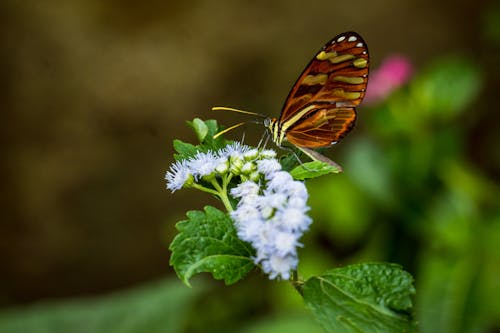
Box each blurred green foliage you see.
[0,279,203,333]
[306,56,499,333]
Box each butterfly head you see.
[263,117,283,146]
[263,117,273,129]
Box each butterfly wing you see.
[279,31,369,147]
[285,105,356,148]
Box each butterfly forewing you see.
[279,31,369,148]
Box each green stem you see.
[215,176,234,212]
[221,174,233,195]
[290,270,304,296]
[210,178,223,192]
[191,183,220,196]
[192,178,234,213]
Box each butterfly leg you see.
[297,146,343,172]
[257,130,270,150]
[275,145,316,171]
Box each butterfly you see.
[213,31,369,171]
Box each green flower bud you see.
[241,161,256,174]
[215,160,229,174]
[230,156,244,174]
[243,149,259,161]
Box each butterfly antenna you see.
[213,122,247,139]
[211,106,267,118]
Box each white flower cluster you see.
[165,142,311,280]
[230,165,311,280]
[165,142,275,192]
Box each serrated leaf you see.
[290,161,340,180]
[302,263,416,333]
[188,118,209,142]
[169,206,255,287]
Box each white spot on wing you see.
[337,36,346,42]
[356,42,363,47]
[348,36,357,42]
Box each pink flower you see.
[364,55,414,104]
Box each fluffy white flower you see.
[261,254,298,280]
[266,171,293,189]
[219,142,251,160]
[273,231,301,256]
[256,159,282,176]
[243,148,259,160]
[241,161,255,174]
[187,151,222,179]
[235,218,264,241]
[260,149,277,159]
[215,160,229,174]
[230,162,311,280]
[231,181,260,198]
[275,207,312,232]
[165,160,191,192]
[231,203,261,223]
[283,181,308,200]
[287,196,308,209]
[166,142,254,191]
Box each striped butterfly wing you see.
[279,31,369,148]
[285,105,356,147]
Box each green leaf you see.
[172,119,230,161]
[173,139,198,160]
[290,161,341,180]
[188,118,223,148]
[0,278,202,333]
[203,119,220,139]
[200,119,229,151]
[302,263,416,333]
[188,118,209,142]
[169,206,255,286]
[279,154,300,172]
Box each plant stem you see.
[210,178,223,192]
[216,176,234,212]
[290,270,304,296]
[191,183,220,196]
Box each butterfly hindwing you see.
[285,105,356,148]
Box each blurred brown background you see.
[0,0,497,307]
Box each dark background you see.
[1,1,499,332]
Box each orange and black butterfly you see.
[214,31,369,171]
